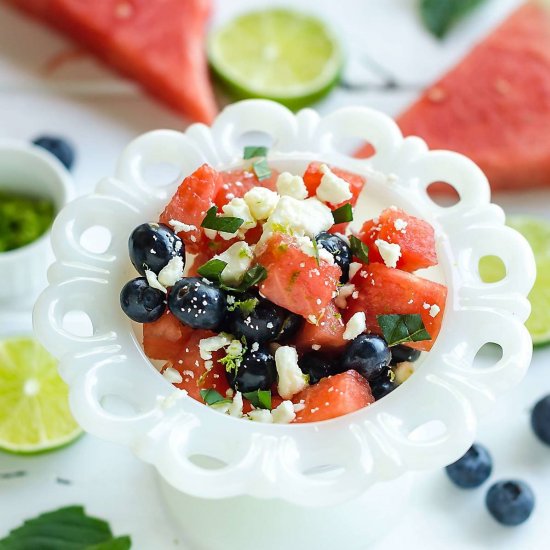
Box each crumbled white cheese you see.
[276,172,308,200]
[394,361,415,385]
[423,302,430,309]
[204,228,217,240]
[220,197,256,240]
[349,262,362,280]
[169,219,197,233]
[251,342,259,352]
[311,344,321,351]
[334,232,350,245]
[318,247,335,265]
[243,187,279,220]
[199,333,233,360]
[293,402,306,412]
[162,367,183,384]
[375,239,401,268]
[316,164,352,204]
[335,283,356,309]
[429,304,441,318]
[157,256,184,288]
[271,401,296,424]
[295,235,316,257]
[214,242,253,285]
[343,311,366,340]
[394,218,408,232]
[228,392,244,417]
[248,409,274,423]
[145,269,167,293]
[275,346,308,399]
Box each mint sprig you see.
[420,0,487,39]
[350,235,370,264]
[243,145,268,159]
[252,158,272,181]
[243,390,272,410]
[377,313,431,346]
[200,388,232,406]
[220,265,268,294]
[201,205,244,234]
[332,203,353,224]
[197,258,227,282]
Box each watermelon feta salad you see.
[120,147,447,423]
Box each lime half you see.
[479,215,550,346]
[208,9,343,109]
[0,337,82,454]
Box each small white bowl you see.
[0,139,73,305]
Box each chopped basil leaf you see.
[243,390,272,410]
[221,265,268,293]
[197,258,227,282]
[420,0,487,39]
[201,205,244,234]
[332,203,353,224]
[227,297,259,316]
[253,158,272,181]
[243,145,268,159]
[350,235,370,264]
[377,314,432,346]
[200,388,232,406]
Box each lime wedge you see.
[208,9,343,109]
[0,337,82,454]
[479,215,550,346]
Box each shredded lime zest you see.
[219,337,248,373]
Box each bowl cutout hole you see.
[235,130,274,152]
[188,454,228,471]
[478,255,507,283]
[408,420,447,443]
[426,181,460,207]
[79,225,112,255]
[100,394,140,417]
[62,310,93,337]
[332,135,376,159]
[142,161,182,188]
[473,343,503,369]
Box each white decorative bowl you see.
[33,101,535,514]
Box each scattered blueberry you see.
[531,394,550,445]
[370,371,397,400]
[486,480,535,526]
[315,231,352,282]
[32,135,75,170]
[390,344,421,366]
[120,277,166,323]
[341,334,391,381]
[168,277,226,330]
[445,443,493,489]
[226,346,277,393]
[275,312,304,343]
[225,295,285,343]
[129,223,184,276]
[300,352,342,384]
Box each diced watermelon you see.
[214,168,279,208]
[294,301,346,352]
[255,233,341,321]
[142,310,191,361]
[347,263,447,352]
[8,0,217,123]
[293,370,374,423]
[159,164,222,254]
[359,208,437,272]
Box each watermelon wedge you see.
[357,3,550,192]
[8,0,217,123]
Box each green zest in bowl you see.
[0,190,55,252]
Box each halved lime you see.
[0,337,82,454]
[208,9,343,109]
[479,215,550,346]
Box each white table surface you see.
[1,0,550,548]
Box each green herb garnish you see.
[350,235,370,264]
[420,0,487,39]
[243,390,272,410]
[221,265,268,294]
[0,506,131,549]
[218,337,247,373]
[252,158,272,181]
[227,297,259,316]
[201,205,244,234]
[332,203,353,224]
[200,388,232,406]
[377,314,431,346]
[197,258,227,282]
[243,145,268,159]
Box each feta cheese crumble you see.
[276,172,308,200]
[335,283,356,309]
[343,311,366,340]
[248,409,273,423]
[145,269,167,293]
[275,346,308,399]
[394,218,408,232]
[243,187,279,220]
[220,197,256,239]
[271,400,296,424]
[429,304,441,318]
[214,242,253,285]
[375,239,402,268]
[157,256,184,288]
[349,262,362,280]
[199,333,233,360]
[169,219,197,233]
[316,164,352,204]
[228,392,244,417]
[162,367,183,384]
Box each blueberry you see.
[341,334,391,381]
[390,344,421,366]
[225,295,285,343]
[32,135,75,170]
[445,443,492,489]
[300,352,341,384]
[486,480,535,526]
[168,277,226,330]
[315,231,352,282]
[531,394,550,445]
[370,372,397,400]
[120,277,166,323]
[226,346,277,393]
[129,223,184,276]
[275,312,304,343]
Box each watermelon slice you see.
[8,0,217,123]
[294,301,346,352]
[361,4,550,192]
[143,310,191,361]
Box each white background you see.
[1,0,550,548]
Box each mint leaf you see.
[201,205,243,234]
[221,265,268,294]
[197,258,227,282]
[0,506,131,549]
[350,235,370,264]
[243,146,268,159]
[200,388,231,406]
[243,390,272,410]
[420,0,487,39]
[332,203,353,224]
[252,158,272,181]
[377,314,431,346]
